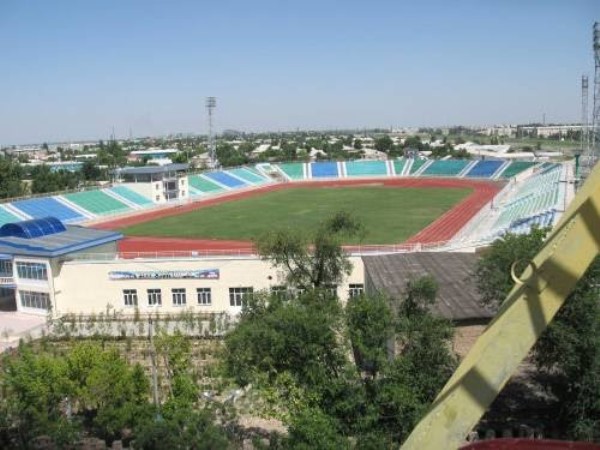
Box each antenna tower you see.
[582,75,589,155]
[206,97,217,168]
[592,22,600,161]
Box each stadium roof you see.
[0,219,122,258]
[113,163,188,176]
[362,252,496,322]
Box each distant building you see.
[128,148,178,164]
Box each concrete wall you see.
[452,322,488,359]
[51,256,364,316]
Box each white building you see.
[0,218,364,317]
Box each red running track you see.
[93,178,503,253]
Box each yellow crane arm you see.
[401,163,600,450]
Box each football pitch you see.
[123,186,472,244]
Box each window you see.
[229,287,253,307]
[172,288,186,306]
[0,260,12,277]
[19,290,51,310]
[271,285,288,300]
[155,195,160,201]
[181,190,186,196]
[16,262,48,280]
[324,284,338,298]
[123,289,138,307]
[348,283,364,298]
[197,288,212,306]
[147,289,162,306]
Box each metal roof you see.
[113,163,189,176]
[0,217,66,239]
[362,252,496,322]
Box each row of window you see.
[122,287,254,307]
[20,290,51,310]
[16,262,48,280]
[121,284,364,308]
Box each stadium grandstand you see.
[0,158,573,335]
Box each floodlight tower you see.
[206,96,217,168]
[582,75,589,155]
[592,22,600,160]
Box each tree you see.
[475,227,549,307]
[1,341,150,446]
[82,160,102,181]
[0,158,25,198]
[353,139,363,150]
[255,210,364,290]
[132,407,231,450]
[374,136,393,153]
[346,293,394,379]
[475,229,600,440]
[285,407,347,450]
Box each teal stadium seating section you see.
[63,190,131,216]
[278,163,304,180]
[188,175,225,195]
[409,159,427,174]
[109,186,153,207]
[422,159,470,176]
[345,160,388,177]
[0,206,21,226]
[393,159,406,176]
[228,168,267,184]
[498,161,536,179]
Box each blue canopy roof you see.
[0,217,67,239]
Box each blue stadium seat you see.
[464,160,504,178]
[311,162,338,178]
[12,197,84,223]
[203,171,248,188]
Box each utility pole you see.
[592,22,600,162]
[582,75,589,156]
[206,97,217,168]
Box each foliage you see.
[475,228,600,440]
[346,294,394,379]
[223,292,346,391]
[285,407,348,450]
[0,341,150,446]
[155,331,199,409]
[132,406,231,450]
[374,135,393,153]
[225,224,456,446]
[475,227,549,307]
[255,210,364,290]
[216,143,249,167]
[29,165,81,194]
[0,157,25,198]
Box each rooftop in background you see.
[113,163,189,176]
[362,252,495,322]
[0,218,122,258]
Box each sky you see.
[0,0,597,144]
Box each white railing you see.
[0,277,15,285]
[65,240,457,262]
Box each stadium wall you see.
[50,256,365,316]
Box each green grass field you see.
[123,186,471,244]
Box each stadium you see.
[0,157,572,345]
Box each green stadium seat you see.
[345,160,388,177]
[64,190,131,216]
[278,163,305,180]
